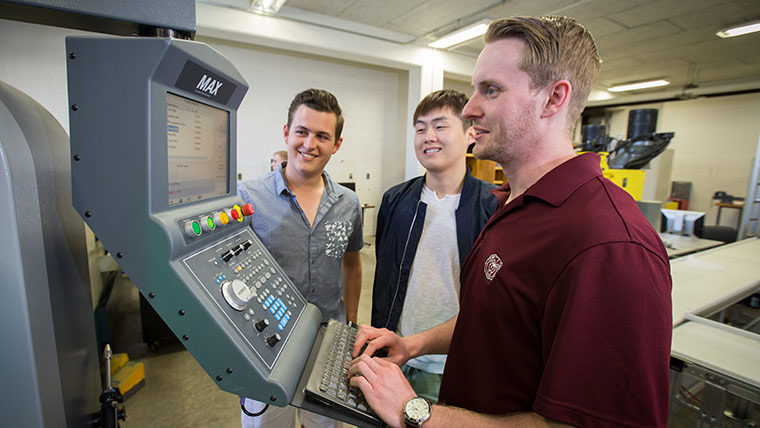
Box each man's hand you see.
[349,354,415,428]
[352,325,411,367]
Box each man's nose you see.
[424,127,438,142]
[462,96,480,120]
[302,134,316,148]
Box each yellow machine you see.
[598,152,645,200]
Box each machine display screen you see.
[167,92,229,206]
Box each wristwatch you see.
[403,396,431,427]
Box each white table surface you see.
[660,232,723,258]
[671,321,760,388]
[671,238,760,326]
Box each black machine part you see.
[87,345,126,428]
[627,108,658,139]
[607,132,675,170]
[712,191,745,204]
[580,124,610,152]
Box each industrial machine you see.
[0,79,102,428]
[2,2,378,426]
[65,34,323,405]
[580,109,675,200]
[65,34,379,427]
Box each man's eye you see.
[416,128,425,134]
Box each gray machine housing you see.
[66,35,321,405]
[0,0,196,38]
[0,81,100,427]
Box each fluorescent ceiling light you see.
[716,20,760,38]
[587,89,614,101]
[251,0,287,13]
[608,80,670,92]
[429,20,490,49]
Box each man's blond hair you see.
[485,16,601,133]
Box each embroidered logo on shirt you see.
[325,221,353,259]
[484,253,503,281]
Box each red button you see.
[242,203,254,216]
[231,209,240,220]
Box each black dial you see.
[255,318,269,332]
[266,333,281,347]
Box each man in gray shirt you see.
[238,88,363,428]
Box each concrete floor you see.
[110,239,377,428]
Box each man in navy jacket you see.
[370,89,497,402]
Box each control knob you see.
[266,333,281,347]
[221,279,253,311]
[255,318,270,332]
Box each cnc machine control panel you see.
[66,35,321,405]
[179,227,307,369]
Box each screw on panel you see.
[182,335,189,341]
[216,375,223,381]
[73,155,81,161]
[226,368,233,374]
[116,252,123,259]
[69,52,76,59]
[84,211,92,217]
[270,396,276,402]
[71,104,78,111]
[148,292,155,298]
[178,310,185,316]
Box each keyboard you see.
[304,319,382,426]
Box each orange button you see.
[220,212,229,224]
[242,203,254,216]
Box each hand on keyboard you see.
[348,354,416,428]
[352,325,410,367]
[358,340,388,358]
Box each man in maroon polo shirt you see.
[348,16,672,428]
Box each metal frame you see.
[740,134,760,239]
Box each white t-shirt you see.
[398,184,461,374]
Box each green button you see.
[207,217,216,230]
[192,220,201,235]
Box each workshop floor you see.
[109,238,377,428]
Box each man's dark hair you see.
[413,89,472,130]
[287,88,345,141]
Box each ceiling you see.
[276,0,760,104]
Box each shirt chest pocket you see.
[324,220,353,259]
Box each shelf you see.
[465,155,505,186]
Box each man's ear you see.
[465,126,476,145]
[541,80,572,119]
[332,137,344,154]
[283,124,290,142]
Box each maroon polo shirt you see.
[438,153,672,427]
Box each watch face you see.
[405,397,431,421]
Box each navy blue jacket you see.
[371,169,498,331]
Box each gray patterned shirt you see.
[238,166,363,323]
